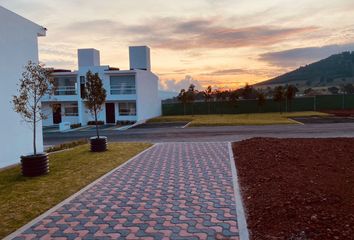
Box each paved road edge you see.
[228,142,250,240]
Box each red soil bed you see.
[233,138,354,240]
[322,109,354,117]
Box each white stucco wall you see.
[0,6,45,168]
[136,70,162,122]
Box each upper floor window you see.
[110,75,136,95]
[53,76,77,95]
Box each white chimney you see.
[78,48,100,67]
[129,46,151,71]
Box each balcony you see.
[54,86,77,96]
[110,85,136,95]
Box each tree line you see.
[177,84,299,115]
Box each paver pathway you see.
[10,142,239,240]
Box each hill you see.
[256,51,354,89]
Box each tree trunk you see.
[33,109,37,155]
[183,103,186,115]
[208,101,210,114]
[94,109,100,138]
[191,102,194,116]
[279,101,282,114]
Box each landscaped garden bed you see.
[232,138,354,240]
[0,142,151,238]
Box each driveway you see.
[7,143,239,240]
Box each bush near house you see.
[70,123,82,129]
[46,139,88,153]
[87,121,104,125]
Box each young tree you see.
[256,91,266,112]
[178,89,188,115]
[13,61,54,155]
[84,71,106,138]
[203,85,213,114]
[215,89,227,115]
[285,85,298,112]
[187,84,197,116]
[273,86,285,114]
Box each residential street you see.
[44,122,354,146]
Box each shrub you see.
[70,123,82,129]
[46,139,88,153]
[87,121,104,125]
[116,121,136,126]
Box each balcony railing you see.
[54,86,77,96]
[110,85,136,95]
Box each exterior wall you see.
[0,6,45,168]
[135,70,162,122]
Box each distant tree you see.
[304,88,314,96]
[341,84,354,94]
[241,83,256,99]
[256,91,266,112]
[178,89,188,115]
[203,85,213,114]
[265,86,274,98]
[84,71,107,138]
[328,86,339,95]
[215,89,225,115]
[228,90,239,113]
[285,85,298,112]
[12,61,54,155]
[187,84,197,116]
[273,86,285,113]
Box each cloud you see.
[64,17,317,50]
[201,68,280,77]
[160,75,203,92]
[260,42,354,67]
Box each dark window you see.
[119,102,136,116]
[80,76,86,99]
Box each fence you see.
[162,94,354,116]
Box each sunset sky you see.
[1,0,354,91]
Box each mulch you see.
[232,138,354,240]
[323,109,354,117]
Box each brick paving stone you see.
[10,142,239,239]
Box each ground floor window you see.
[64,103,79,116]
[119,102,136,116]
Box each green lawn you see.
[0,142,151,238]
[148,111,329,126]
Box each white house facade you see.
[0,6,46,168]
[42,46,161,127]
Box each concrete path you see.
[9,143,239,240]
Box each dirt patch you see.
[233,138,354,240]
[292,116,354,124]
[322,109,354,117]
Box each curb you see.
[4,144,157,240]
[228,142,250,240]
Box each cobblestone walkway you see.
[11,142,239,240]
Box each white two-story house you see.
[42,46,161,126]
